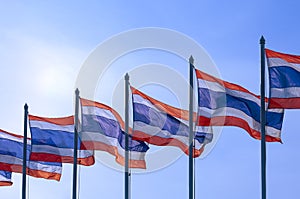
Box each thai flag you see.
[0,170,12,186]
[131,87,213,158]
[196,69,284,142]
[0,129,62,181]
[266,48,300,108]
[80,98,149,169]
[29,115,95,166]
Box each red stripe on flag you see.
[28,169,61,181]
[265,48,300,64]
[132,131,203,158]
[195,69,261,97]
[131,86,196,121]
[28,115,74,125]
[30,153,94,166]
[81,141,147,168]
[80,98,126,130]
[0,162,61,181]
[268,98,300,109]
[0,181,12,186]
[0,162,22,173]
[0,129,24,139]
[198,116,281,142]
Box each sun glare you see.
[38,67,71,96]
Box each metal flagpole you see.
[189,56,195,199]
[73,88,80,199]
[260,36,266,199]
[22,103,28,199]
[124,73,130,199]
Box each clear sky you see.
[0,1,300,199]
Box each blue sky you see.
[1,1,300,198]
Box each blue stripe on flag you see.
[133,103,187,136]
[30,127,76,148]
[81,114,149,153]
[119,132,149,152]
[195,132,213,143]
[269,66,300,88]
[267,111,284,130]
[0,138,29,159]
[82,114,121,139]
[133,101,212,144]
[198,88,261,120]
[0,170,11,179]
[198,88,284,130]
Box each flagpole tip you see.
[260,36,265,44]
[75,88,80,96]
[24,103,28,110]
[125,73,129,80]
[189,55,194,65]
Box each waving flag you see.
[0,170,12,186]
[196,69,284,142]
[0,129,62,181]
[29,115,94,166]
[266,49,300,108]
[131,87,213,157]
[80,98,149,169]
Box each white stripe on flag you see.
[30,120,74,132]
[198,79,261,106]
[82,106,117,121]
[268,57,300,72]
[199,107,281,138]
[80,131,146,161]
[270,87,300,98]
[0,154,22,165]
[132,94,162,113]
[28,162,62,174]
[31,145,93,158]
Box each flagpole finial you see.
[189,55,194,65]
[125,73,129,80]
[75,88,80,96]
[24,103,28,110]
[260,36,265,44]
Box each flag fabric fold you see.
[131,87,213,158]
[266,48,300,108]
[0,170,12,186]
[80,98,149,169]
[0,129,62,181]
[29,115,95,166]
[196,69,284,142]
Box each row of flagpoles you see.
[0,37,299,199]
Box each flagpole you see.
[260,36,266,199]
[22,103,28,199]
[189,56,195,199]
[73,88,80,199]
[124,73,130,199]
